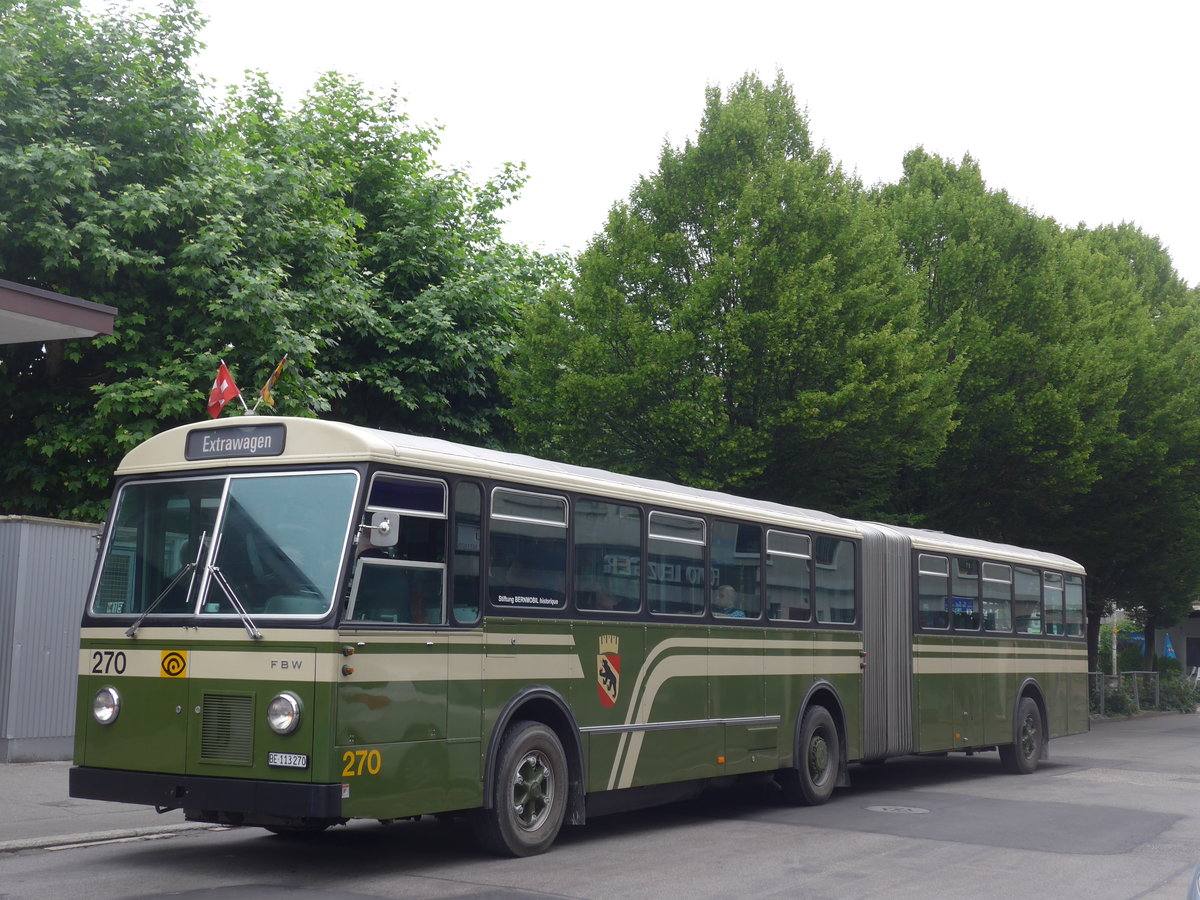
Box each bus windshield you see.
[91,471,358,619]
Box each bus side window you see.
[952,557,981,630]
[452,482,482,624]
[814,536,855,624]
[1014,566,1042,634]
[767,531,811,623]
[347,559,443,625]
[982,562,1013,632]
[1043,572,1064,635]
[488,489,567,611]
[574,500,641,613]
[1064,574,1085,637]
[351,474,448,625]
[647,512,705,616]
[712,521,761,619]
[918,554,949,630]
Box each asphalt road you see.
[1,712,1197,899]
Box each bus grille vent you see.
[200,693,254,764]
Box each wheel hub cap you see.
[809,735,830,780]
[512,750,554,830]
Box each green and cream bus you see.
[70,417,1088,855]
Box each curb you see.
[0,822,218,853]
[1089,708,1197,723]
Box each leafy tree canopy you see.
[879,149,1131,542]
[504,74,961,518]
[1065,223,1200,654]
[879,151,1200,663]
[0,0,555,520]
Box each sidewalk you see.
[0,760,209,852]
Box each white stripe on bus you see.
[608,640,863,790]
[81,627,574,649]
[912,657,1088,675]
[913,643,1086,657]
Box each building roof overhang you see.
[0,278,118,344]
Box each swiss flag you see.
[207,362,241,418]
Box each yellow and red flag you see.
[259,355,288,407]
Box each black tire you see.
[474,720,568,857]
[779,705,840,805]
[999,696,1043,775]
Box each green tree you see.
[0,0,548,520]
[880,152,1200,668]
[0,0,221,516]
[879,149,1127,544]
[504,74,960,517]
[283,74,557,438]
[1065,224,1200,663]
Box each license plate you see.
[268,752,308,769]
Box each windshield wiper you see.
[125,531,206,638]
[207,537,263,640]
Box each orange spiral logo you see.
[160,650,188,678]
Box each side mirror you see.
[366,512,398,548]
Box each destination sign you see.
[185,423,287,460]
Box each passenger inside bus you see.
[578,582,637,612]
[714,584,745,617]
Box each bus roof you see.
[865,522,1086,575]
[117,417,1085,572]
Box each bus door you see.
[636,513,717,785]
[337,556,449,817]
[709,520,767,774]
[709,625,765,774]
[636,622,715,784]
[914,554,955,751]
[949,559,984,747]
[951,637,982,747]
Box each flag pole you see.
[251,354,289,415]
[207,359,246,419]
[225,360,251,412]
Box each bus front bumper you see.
[69,766,344,819]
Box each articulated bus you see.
[70,417,1089,855]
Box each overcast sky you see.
[140,1,1200,286]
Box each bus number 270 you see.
[341,749,382,777]
[91,650,127,674]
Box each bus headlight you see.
[267,692,302,735]
[92,687,120,726]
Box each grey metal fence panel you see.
[0,521,18,748]
[0,516,99,762]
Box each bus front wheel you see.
[779,705,840,805]
[999,696,1043,775]
[475,720,568,857]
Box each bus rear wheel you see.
[475,720,567,857]
[999,696,1043,775]
[779,705,839,805]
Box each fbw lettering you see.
[270,659,304,670]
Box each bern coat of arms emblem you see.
[597,634,620,707]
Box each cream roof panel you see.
[113,419,1090,573]
[869,522,1085,574]
[115,417,862,538]
[117,417,400,473]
